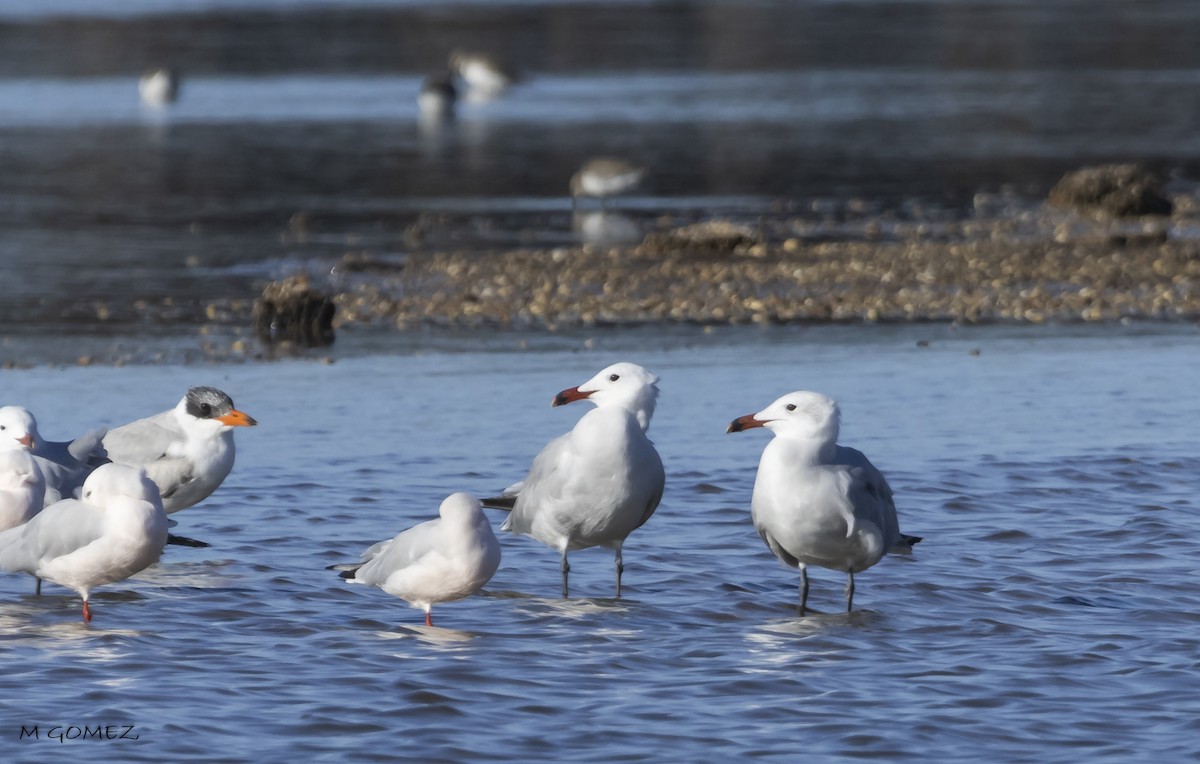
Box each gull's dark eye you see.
[609,374,620,382]
[0,425,5,430]
[785,404,796,412]
[84,490,92,499]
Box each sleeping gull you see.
[0,463,168,622]
[483,362,665,598]
[727,391,920,614]
[337,492,500,627]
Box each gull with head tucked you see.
[0,463,168,622]
[338,492,500,627]
[728,391,920,614]
[484,362,665,598]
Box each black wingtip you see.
[480,495,516,511]
[166,533,211,548]
[902,534,923,546]
[337,568,359,580]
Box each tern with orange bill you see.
[101,386,257,515]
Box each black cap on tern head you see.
[184,387,258,427]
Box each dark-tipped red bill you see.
[553,386,593,407]
[726,414,766,433]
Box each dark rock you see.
[252,275,336,347]
[1048,163,1173,218]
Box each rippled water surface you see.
[1,325,1198,760]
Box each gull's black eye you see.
[785,404,796,412]
[0,425,5,430]
[609,374,620,382]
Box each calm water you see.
[0,324,1198,760]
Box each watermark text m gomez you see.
[19,725,139,743]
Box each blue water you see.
[1,324,1198,760]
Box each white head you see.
[0,449,43,492]
[727,391,841,446]
[553,362,661,430]
[81,463,163,510]
[0,406,39,452]
[175,386,258,434]
[438,492,484,523]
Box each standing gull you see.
[0,463,168,622]
[727,391,920,614]
[101,386,257,514]
[338,493,500,627]
[484,362,665,598]
[0,405,104,505]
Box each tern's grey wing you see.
[102,410,180,467]
[0,499,104,574]
[353,519,440,587]
[139,458,195,501]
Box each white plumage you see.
[486,362,665,598]
[0,463,168,622]
[344,492,500,626]
[0,405,103,506]
[728,391,920,614]
[101,386,256,514]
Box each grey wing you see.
[141,458,195,500]
[0,500,104,573]
[505,432,574,533]
[757,524,800,568]
[67,429,108,465]
[634,446,666,529]
[353,519,440,587]
[102,410,180,467]
[839,448,902,548]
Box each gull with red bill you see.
[101,386,257,515]
[483,362,665,598]
[727,391,920,614]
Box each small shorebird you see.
[139,68,180,105]
[0,463,168,622]
[448,50,517,95]
[569,158,646,209]
[483,362,665,598]
[337,493,501,627]
[418,71,458,120]
[728,391,921,614]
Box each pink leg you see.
[425,610,433,627]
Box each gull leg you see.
[561,549,571,599]
[425,607,433,627]
[614,545,624,599]
[82,599,92,623]
[799,565,809,616]
[845,569,855,613]
[35,577,41,596]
